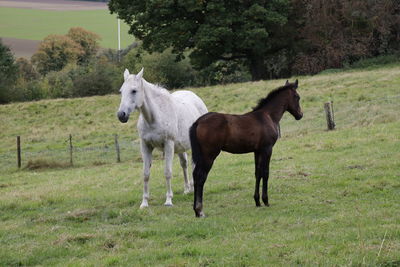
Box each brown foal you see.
[189,80,303,217]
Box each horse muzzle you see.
[295,112,303,120]
[117,111,129,123]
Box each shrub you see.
[196,60,251,86]
[72,59,120,97]
[32,35,84,75]
[67,27,101,65]
[0,39,18,103]
[122,46,197,89]
[45,65,76,98]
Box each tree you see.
[67,27,101,64]
[31,34,84,75]
[291,0,400,74]
[109,0,290,80]
[16,58,39,81]
[0,39,18,103]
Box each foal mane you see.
[252,84,294,111]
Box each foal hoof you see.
[195,211,206,218]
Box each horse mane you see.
[143,79,170,98]
[252,84,293,111]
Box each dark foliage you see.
[0,39,18,103]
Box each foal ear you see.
[285,80,289,86]
[124,69,130,81]
[136,67,144,80]
[294,79,298,89]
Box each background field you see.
[0,4,134,57]
[0,64,400,265]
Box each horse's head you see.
[285,79,303,120]
[117,68,145,123]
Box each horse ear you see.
[285,80,289,86]
[124,69,130,81]
[136,67,144,80]
[294,79,298,89]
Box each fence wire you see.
[1,96,399,172]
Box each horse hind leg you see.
[178,152,193,194]
[193,157,215,218]
[261,147,273,207]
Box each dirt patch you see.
[1,37,40,58]
[0,0,107,11]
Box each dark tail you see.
[189,120,202,167]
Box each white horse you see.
[117,68,208,208]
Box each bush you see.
[72,59,120,97]
[45,65,76,98]
[67,27,101,65]
[12,78,46,102]
[32,35,84,75]
[196,60,251,86]
[0,39,18,103]
[122,46,197,89]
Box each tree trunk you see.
[249,56,267,81]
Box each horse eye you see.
[131,90,137,94]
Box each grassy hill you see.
[0,65,399,265]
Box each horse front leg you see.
[140,142,153,209]
[261,146,273,207]
[178,152,193,194]
[164,140,174,206]
[254,152,262,207]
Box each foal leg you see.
[140,142,153,209]
[261,146,273,207]
[164,140,174,206]
[254,152,262,207]
[178,152,192,194]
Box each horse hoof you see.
[164,202,173,207]
[195,211,206,218]
[139,203,148,209]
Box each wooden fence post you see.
[324,101,335,130]
[114,134,121,163]
[69,134,73,166]
[17,136,21,168]
[277,123,281,138]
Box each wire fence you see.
[280,95,400,138]
[1,95,399,172]
[0,135,144,173]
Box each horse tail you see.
[189,120,203,168]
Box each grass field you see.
[0,64,400,265]
[0,7,134,50]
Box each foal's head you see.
[285,79,303,120]
[117,68,145,123]
[253,80,303,120]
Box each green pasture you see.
[0,65,400,265]
[0,7,134,49]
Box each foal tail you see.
[189,121,203,168]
